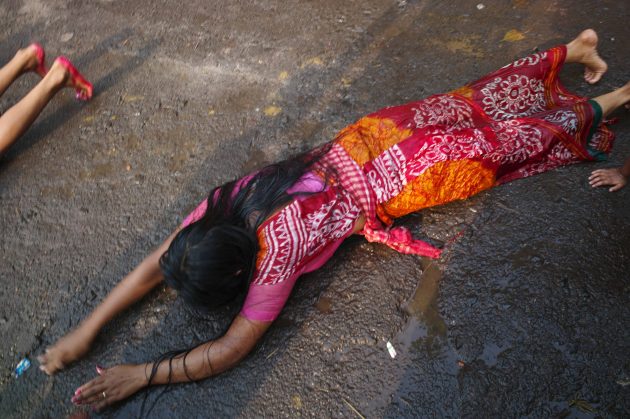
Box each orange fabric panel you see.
[255,229,268,270]
[379,159,496,219]
[336,117,413,167]
[449,85,474,99]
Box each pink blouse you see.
[180,172,362,322]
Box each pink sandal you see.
[55,56,93,101]
[30,43,47,77]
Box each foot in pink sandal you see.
[54,56,93,100]
[30,43,48,77]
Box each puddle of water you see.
[315,296,333,314]
[510,245,544,269]
[221,87,266,114]
[480,342,505,367]
[40,184,75,200]
[395,258,461,372]
[273,317,295,329]
[80,162,115,180]
[404,257,447,338]
[241,147,269,173]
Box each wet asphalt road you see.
[0,0,629,418]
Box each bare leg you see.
[0,44,45,97]
[592,81,630,118]
[0,60,69,155]
[565,29,608,84]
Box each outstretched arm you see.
[71,315,270,411]
[38,229,179,375]
[589,157,630,192]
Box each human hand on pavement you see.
[71,364,148,412]
[38,327,96,374]
[589,167,627,192]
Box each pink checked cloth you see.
[317,143,442,258]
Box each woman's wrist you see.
[142,362,154,387]
[135,363,152,388]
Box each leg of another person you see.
[0,44,45,97]
[0,58,80,155]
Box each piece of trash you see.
[343,398,366,419]
[616,378,630,386]
[476,3,485,10]
[121,94,144,103]
[386,341,397,358]
[265,348,279,360]
[503,29,525,42]
[263,105,282,117]
[569,397,597,413]
[300,57,324,68]
[14,357,31,378]
[60,32,74,43]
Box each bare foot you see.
[47,57,94,100]
[567,29,608,84]
[15,43,47,77]
[38,327,95,375]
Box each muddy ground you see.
[0,0,629,418]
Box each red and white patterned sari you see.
[183,45,614,322]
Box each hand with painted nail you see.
[589,157,630,192]
[38,327,95,375]
[72,364,148,412]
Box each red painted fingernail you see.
[74,389,81,395]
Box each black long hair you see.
[140,145,332,416]
[159,143,330,311]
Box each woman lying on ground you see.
[590,156,630,191]
[0,44,92,156]
[38,29,628,411]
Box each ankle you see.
[565,29,597,63]
[13,48,33,73]
[42,62,68,89]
